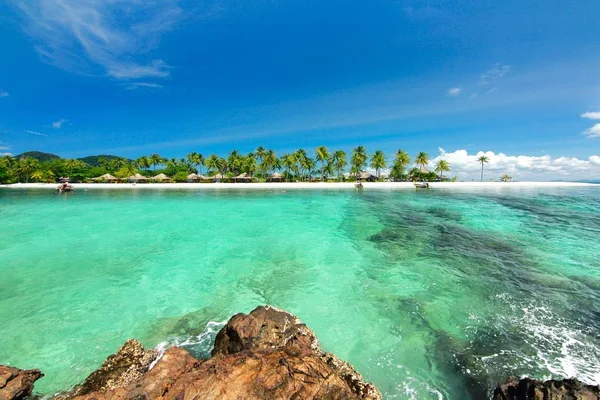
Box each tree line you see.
[1,146,502,184]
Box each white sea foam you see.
[150,319,227,370]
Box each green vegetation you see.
[0,148,456,184]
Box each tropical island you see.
[1,147,508,185]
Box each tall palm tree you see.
[434,160,451,180]
[477,155,490,182]
[149,153,163,171]
[351,146,367,179]
[315,146,330,181]
[205,154,220,174]
[254,146,266,177]
[17,158,39,183]
[186,152,203,174]
[294,149,308,181]
[393,150,411,181]
[281,153,295,181]
[227,150,243,175]
[261,149,278,177]
[332,150,347,181]
[136,156,150,171]
[64,159,86,175]
[370,150,387,179]
[415,152,430,174]
[243,154,257,177]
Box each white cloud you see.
[447,87,461,96]
[25,130,48,137]
[0,90,9,97]
[581,111,600,120]
[15,0,181,80]
[480,64,510,85]
[1,152,13,156]
[120,82,164,90]
[52,118,67,128]
[584,123,600,138]
[430,149,600,181]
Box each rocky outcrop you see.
[61,305,382,399]
[493,377,600,400]
[0,365,43,400]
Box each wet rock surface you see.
[58,305,382,400]
[493,377,600,400]
[0,365,43,400]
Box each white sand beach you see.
[1,182,596,190]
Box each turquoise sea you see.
[1,187,599,399]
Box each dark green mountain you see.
[78,155,128,167]
[15,151,61,162]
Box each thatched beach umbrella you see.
[128,173,148,182]
[212,173,225,182]
[152,173,171,182]
[187,173,199,182]
[234,172,252,183]
[92,173,118,182]
[357,171,376,182]
[269,172,282,182]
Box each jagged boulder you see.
[62,305,382,400]
[493,377,600,400]
[0,365,43,400]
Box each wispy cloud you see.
[447,87,461,96]
[480,64,511,85]
[581,111,600,120]
[120,82,165,90]
[584,123,600,138]
[0,90,9,98]
[15,0,181,80]
[25,130,48,137]
[52,118,67,128]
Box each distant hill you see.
[78,154,128,167]
[16,151,61,162]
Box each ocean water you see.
[1,187,599,399]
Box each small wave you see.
[151,319,227,369]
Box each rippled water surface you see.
[1,187,599,398]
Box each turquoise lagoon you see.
[1,187,599,398]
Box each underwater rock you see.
[0,364,43,400]
[59,305,382,400]
[493,377,600,400]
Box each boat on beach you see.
[413,182,429,189]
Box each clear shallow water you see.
[1,187,599,399]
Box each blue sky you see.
[1,0,599,179]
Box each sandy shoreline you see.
[1,182,596,190]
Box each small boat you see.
[413,182,429,189]
[355,182,363,189]
[57,184,74,192]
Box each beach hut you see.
[234,172,252,183]
[199,174,212,182]
[152,173,171,182]
[187,173,199,182]
[357,171,376,182]
[269,172,283,182]
[92,173,118,183]
[128,173,149,183]
[211,173,226,182]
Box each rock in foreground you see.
[493,377,600,400]
[0,365,43,400]
[63,305,382,400]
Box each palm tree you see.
[477,155,490,182]
[415,152,430,175]
[30,170,44,182]
[64,159,86,175]
[281,153,295,181]
[205,154,220,174]
[149,153,163,171]
[136,156,150,171]
[294,149,308,181]
[186,152,203,174]
[315,146,331,181]
[122,162,138,180]
[370,150,386,180]
[261,149,278,177]
[243,154,257,177]
[501,174,512,182]
[332,150,347,181]
[351,146,367,179]
[435,160,451,180]
[393,150,411,181]
[17,158,39,183]
[227,150,243,175]
[408,167,420,181]
[254,146,266,177]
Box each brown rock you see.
[62,305,381,400]
[65,339,158,397]
[0,365,43,400]
[493,377,600,400]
